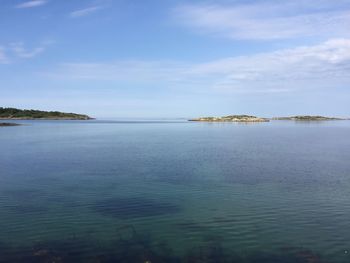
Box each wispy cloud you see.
[15,0,48,9]
[46,39,350,94]
[189,39,350,92]
[11,43,44,58]
[70,6,104,18]
[0,47,9,64]
[173,1,350,40]
[10,41,53,58]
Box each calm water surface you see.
[0,120,350,262]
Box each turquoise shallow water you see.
[0,120,350,262]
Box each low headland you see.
[189,115,269,122]
[0,122,21,127]
[0,107,93,120]
[272,115,346,121]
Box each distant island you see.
[0,122,21,127]
[0,107,93,120]
[189,115,269,122]
[272,116,345,121]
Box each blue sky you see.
[1,0,350,118]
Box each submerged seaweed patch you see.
[93,197,181,219]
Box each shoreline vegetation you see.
[0,107,93,120]
[189,115,348,122]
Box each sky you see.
[0,0,350,118]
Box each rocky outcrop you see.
[189,115,269,122]
[272,116,345,121]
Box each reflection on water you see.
[0,120,350,262]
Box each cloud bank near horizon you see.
[47,39,350,94]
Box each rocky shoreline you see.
[0,117,92,120]
[271,116,346,121]
[189,115,348,122]
[189,115,269,122]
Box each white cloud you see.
[70,6,103,18]
[46,39,350,93]
[174,1,350,40]
[15,0,48,8]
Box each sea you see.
[0,119,350,262]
